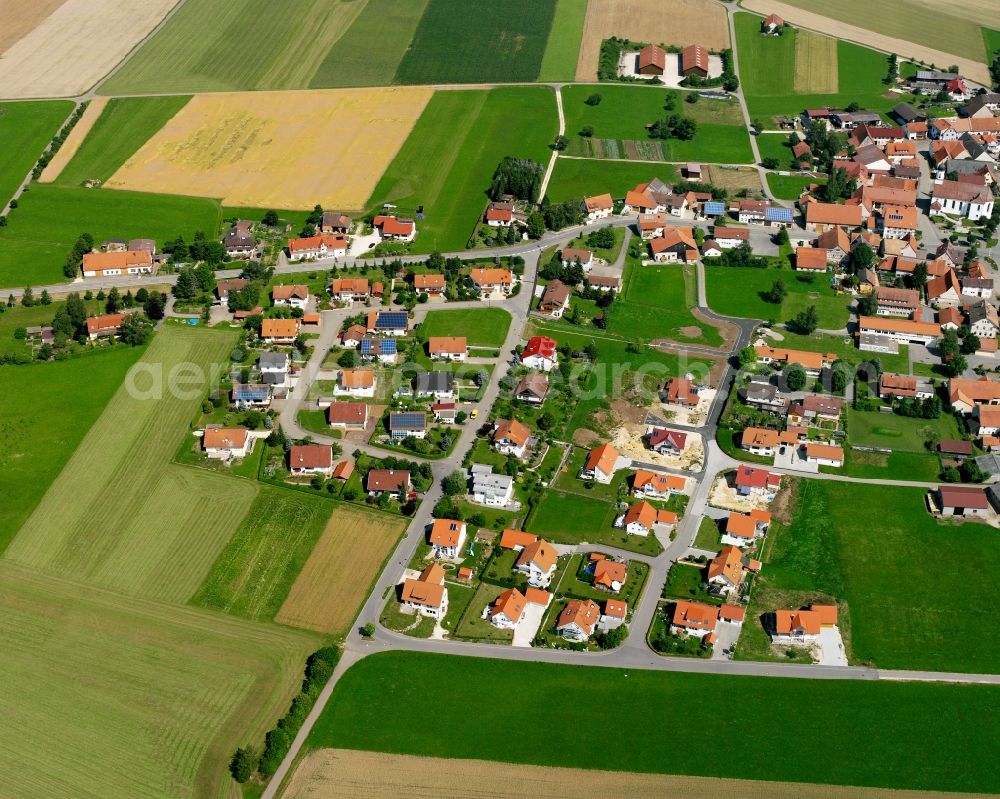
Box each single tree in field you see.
[441,470,466,497]
[793,305,818,334]
[738,346,757,367]
[262,209,279,226]
[228,747,256,783]
[765,279,787,304]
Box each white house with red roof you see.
[428,518,467,560]
[520,335,558,372]
[373,215,416,242]
[734,465,780,498]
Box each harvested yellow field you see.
[107,87,433,211]
[575,0,729,81]
[38,97,108,182]
[0,0,67,53]
[742,0,991,85]
[275,506,404,634]
[284,750,983,799]
[0,0,178,98]
[704,165,763,195]
[793,30,838,94]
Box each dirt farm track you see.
[283,750,992,799]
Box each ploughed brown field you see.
[106,87,433,210]
[575,0,730,82]
[283,749,985,799]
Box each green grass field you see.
[0,184,222,287]
[394,0,556,84]
[366,87,556,253]
[736,13,898,120]
[52,96,191,186]
[538,0,587,81]
[417,307,511,347]
[309,651,1000,793]
[560,84,753,163]
[747,480,1000,673]
[0,561,318,799]
[833,447,941,482]
[100,0,367,93]
[847,407,961,452]
[704,265,850,329]
[766,173,821,201]
[5,326,259,602]
[545,158,676,203]
[526,488,661,556]
[310,0,429,88]
[608,260,722,345]
[756,133,794,167]
[0,348,144,552]
[773,0,994,64]
[0,100,72,206]
[191,486,334,621]
[985,28,1000,63]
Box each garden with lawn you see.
[527,489,662,557]
[416,307,511,348]
[310,650,1000,794]
[544,158,676,203]
[846,407,961,453]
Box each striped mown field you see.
[793,30,839,94]
[0,561,318,799]
[6,325,257,602]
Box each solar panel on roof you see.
[389,412,426,428]
[377,312,407,328]
[766,207,793,222]
[703,201,725,215]
[360,339,372,355]
[380,338,398,354]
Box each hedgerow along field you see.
[49,95,192,186]
[0,561,318,799]
[747,480,1000,674]
[100,0,369,94]
[366,87,556,253]
[310,0,430,88]
[0,184,223,288]
[0,347,144,552]
[0,100,73,205]
[393,0,557,84]
[310,651,1000,794]
[275,504,406,634]
[538,0,588,82]
[735,13,898,120]
[4,326,262,602]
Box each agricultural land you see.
[365,87,556,252]
[0,0,178,98]
[0,184,222,288]
[574,0,729,81]
[0,560,318,799]
[107,88,432,210]
[0,99,73,203]
[287,749,991,799]
[308,651,1000,794]
[5,326,258,602]
[46,95,192,186]
[742,0,995,83]
[275,506,406,634]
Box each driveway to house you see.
[513,601,548,647]
[711,620,742,661]
[818,627,849,667]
